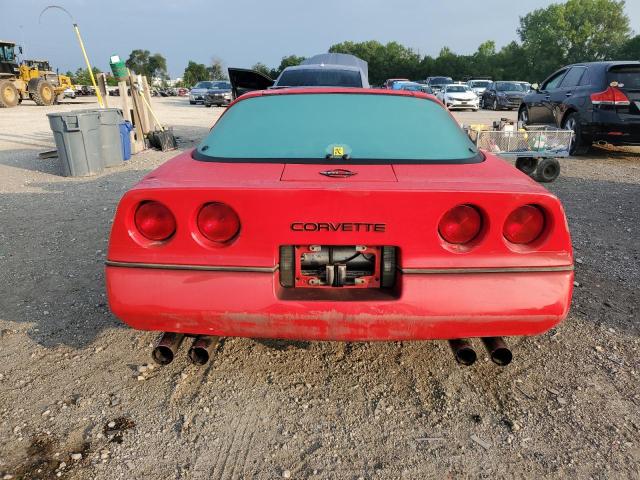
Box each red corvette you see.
[106,88,573,366]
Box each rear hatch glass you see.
[608,65,640,114]
[277,69,362,88]
[194,93,480,164]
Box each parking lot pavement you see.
[0,98,639,479]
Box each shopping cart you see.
[467,124,574,182]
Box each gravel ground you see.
[0,97,638,479]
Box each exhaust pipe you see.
[188,336,219,365]
[481,337,513,366]
[152,332,185,365]
[448,339,477,366]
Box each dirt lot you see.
[0,97,638,480]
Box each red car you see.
[106,88,573,367]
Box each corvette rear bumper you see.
[106,265,573,341]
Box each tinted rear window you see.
[277,69,362,87]
[430,77,453,85]
[447,86,469,92]
[608,65,640,90]
[496,82,525,92]
[559,67,586,87]
[195,93,480,163]
[194,82,214,89]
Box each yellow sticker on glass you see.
[332,146,345,157]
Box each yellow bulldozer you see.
[0,40,74,108]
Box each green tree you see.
[494,41,530,81]
[252,62,272,77]
[518,0,630,80]
[616,34,640,59]
[208,58,227,80]
[182,61,209,87]
[269,55,306,78]
[105,75,119,87]
[125,49,168,79]
[472,40,497,78]
[72,66,102,85]
[433,47,473,80]
[330,40,421,85]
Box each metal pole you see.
[73,23,104,108]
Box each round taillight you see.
[438,205,482,244]
[503,205,545,244]
[134,201,176,241]
[197,203,240,243]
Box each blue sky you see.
[2,0,639,78]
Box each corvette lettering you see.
[291,222,386,232]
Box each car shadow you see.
[0,132,56,151]
[253,339,312,351]
[588,144,640,159]
[0,147,62,175]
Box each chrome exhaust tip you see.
[188,336,219,365]
[448,339,477,366]
[481,337,513,366]
[152,332,185,366]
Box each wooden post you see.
[131,76,150,134]
[127,75,146,153]
[142,76,156,130]
[118,79,136,152]
[96,73,109,108]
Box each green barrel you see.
[109,55,128,80]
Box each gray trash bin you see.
[90,108,126,167]
[47,110,103,177]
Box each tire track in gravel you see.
[166,339,226,407]
[184,341,266,480]
[201,395,261,480]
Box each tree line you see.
[258,0,639,86]
[67,0,640,87]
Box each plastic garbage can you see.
[120,121,133,160]
[93,108,126,167]
[47,110,103,177]
[73,108,126,167]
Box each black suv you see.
[518,61,640,154]
[425,76,453,95]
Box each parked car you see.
[63,87,76,99]
[162,88,178,97]
[437,84,479,110]
[425,76,453,95]
[75,85,95,96]
[518,61,640,154]
[383,78,409,89]
[189,81,217,104]
[391,81,433,94]
[228,53,370,99]
[480,81,526,110]
[204,81,232,107]
[276,64,367,88]
[467,79,492,98]
[106,87,573,367]
[517,82,532,93]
